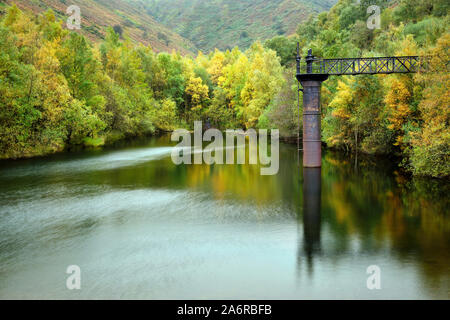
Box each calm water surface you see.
[0,135,448,299]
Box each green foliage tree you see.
[264,36,297,66]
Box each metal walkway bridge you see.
[297,54,424,76]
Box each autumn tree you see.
[409,33,450,177]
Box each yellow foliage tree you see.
[34,39,71,126]
[326,78,354,148]
[330,79,353,120]
[240,46,284,128]
[185,76,209,118]
[207,49,226,84]
[410,33,450,177]
[384,77,412,132]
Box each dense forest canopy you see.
[0,0,448,178]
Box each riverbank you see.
[2,131,448,181]
[0,130,168,161]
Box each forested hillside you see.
[0,4,283,160]
[2,0,197,54]
[0,0,448,178]
[141,0,336,52]
[265,0,449,177]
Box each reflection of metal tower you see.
[296,47,425,167]
[300,167,322,275]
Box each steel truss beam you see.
[298,56,426,76]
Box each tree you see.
[409,33,450,177]
[185,75,209,120]
[153,98,177,131]
[264,36,297,66]
[207,49,226,84]
[58,33,98,101]
[240,43,284,128]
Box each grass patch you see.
[83,137,105,148]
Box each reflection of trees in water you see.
[42,136,448,293]
[297,150,449,297]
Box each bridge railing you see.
[298,56,427,76]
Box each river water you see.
[0,135,448,299]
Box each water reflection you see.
[301,168,322,274]
[0,135,448,299]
